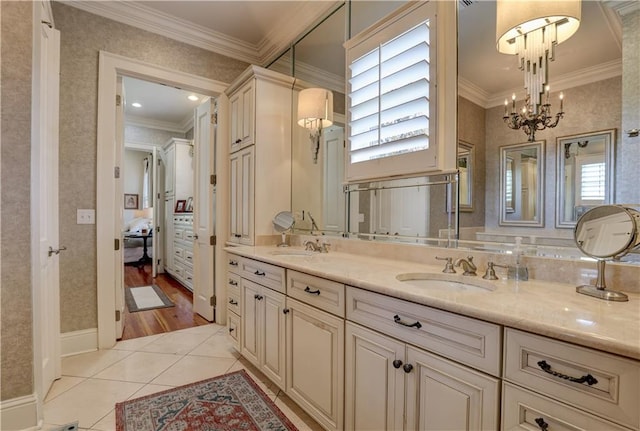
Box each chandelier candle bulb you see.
[560,92,564,112]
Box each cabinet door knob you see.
[229,327,235,333]
[403,363,413,373]
[534,417,549,431]
[392,359,403,369]
[283,308,290,314]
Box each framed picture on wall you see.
[185,197,193,212]
[124,193,138,209]
[175,200,186,213]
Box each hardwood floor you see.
[122,264,209,340]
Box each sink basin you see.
[396,273,495,292]
[269,249,315,257]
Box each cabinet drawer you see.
[174,229,184,240]
[240,257,286,294]
[183,268,193,286]
[227,255,242,275]
[228,272,241,298]
[174,247,184,259]
[184,230,195,241]
[183,250,194,266]
[227,289,241,315]
[346,286,502,377]
[502,382,631,431]
[227,312,240,351]
[504,328,640,429]
[287,270,345,317]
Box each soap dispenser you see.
[508,236,529,281]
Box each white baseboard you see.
[60,328,98,357]
[0,394,38,430]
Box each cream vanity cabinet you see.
[225,65,293,245]
[226,258,241,351]
[285,270,345,431]
[345,286,501,431]
[502,328,640,431]
[236,256,288,390]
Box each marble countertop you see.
[225,245,640,361]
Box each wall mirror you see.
[499,141,545,227]
[457,141,474,212]
[556,129,615,228]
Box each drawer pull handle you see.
[229,327,235,333]
[534,417,549,431]
[254,294,263,300]
[304,286,321,295]
[403,363,413,373]
[537,360,598,386]
[254,270,266,276]
[229,280,238,286]
[393,314,422,329]
[283,308,290,314]
[234,139,242,144]
[229,261,238,266]
[392,359,403,369]
[229,299,238,305]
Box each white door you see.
[193,98,215,321]
[32,15,61,400]
[114,77,125,339]
[151,147,160,277]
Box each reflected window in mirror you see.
[556,129,615,228]
[457,141,474,211]
[499,141,545,227]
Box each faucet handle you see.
[435,256,456,274]
[482,261,507,280]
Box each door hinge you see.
[115,310,121,321]
[210,174,216,185]
[210,235,216,246]
[210,295,216,307]
[156,225,160,233]
[211,113,217,125]
[114,166,120,179]
[116,94,122,107]
[114,238,120,250]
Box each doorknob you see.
[48,246,67,257]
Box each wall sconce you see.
[297,88,333,164]
[496,0,581,141]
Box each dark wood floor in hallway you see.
[122,264,209,340]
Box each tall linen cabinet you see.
[225,65,294,245]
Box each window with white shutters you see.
[346,2,440,182]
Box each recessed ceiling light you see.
[131,102,142,108]
[188,95,199,101]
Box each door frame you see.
[96,51,227,348]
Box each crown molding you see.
[603,1,640,16]
[125,115,191,134]
[294,61,345,94]
[62,0,260,64]
[458,77,491,108]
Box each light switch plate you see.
[77,209,95,224]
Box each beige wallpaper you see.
[51,2,249,333]
[1,1,34,401]
[484,77,622,236]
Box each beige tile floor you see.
[43,324,324,431]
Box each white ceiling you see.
[80,0,622,128]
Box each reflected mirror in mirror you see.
[268,48,292,77]
[458,141,474,211]
[273,211,295,247]
[499,141,545,227]
[556,129,615,228]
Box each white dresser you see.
[166,213,194,290]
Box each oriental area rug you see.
[115,370,299,431]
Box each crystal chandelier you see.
[496,0,581,141]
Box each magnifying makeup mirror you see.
[574,205,640,301]
[273,211,295,247]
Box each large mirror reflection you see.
[269,0,636,260]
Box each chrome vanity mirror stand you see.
[273,211,295,247]
[574,205,640,302]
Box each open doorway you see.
[120,76,209,340]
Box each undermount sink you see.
[396,273,496,293]
[269,249,315,257]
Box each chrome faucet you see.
[454,256,477,276]
[304,238,330,253]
